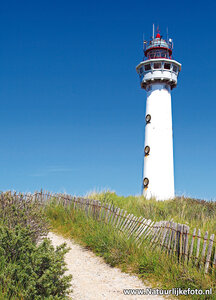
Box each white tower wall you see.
[144,83,174,200]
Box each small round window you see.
[144,146,150,156]
[145,114,151,124]
[143,177,149,187]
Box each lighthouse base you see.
[143,189,175,201]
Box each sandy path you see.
[48,232,166,300]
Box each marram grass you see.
[85,191,216,234]
[46,200,216,300]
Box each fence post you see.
[129,216,143,237]
[125,215,136,234]
[84,199,89,216]
[177,224,183,262]
[110,207,118,225]
[96,201,101,220]
[112,208,121,227]
[160,221,170,251]
[144,221,155,240]
[205,234,214,274]
[183,225,189,263]
[166,222,174,255]
[99,202,105,221]
[119,212,129,231]
[120,214,131,232]
[105,204,112,224]
[150,221,160,246]
[123,214,135,233]
[195,229,201,266]
[163,221,172,253]
[107,205,114,224]
[212,244,216,270]
[188,228,196,264]
[93,200,98,219]
[80,198,84,212]
[137,220,153,246]
[135,219,151,243]
[152,221,165,249]
[200,231,208,269]
[172,223,178,257]
[115,209,124,229]
[133,218,146,240]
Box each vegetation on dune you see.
[85,191,216,234]
[0,192,72,299]
[2,190,215,298]
[0,225,71,299]
[0,192,49,242]
[46,200,216,300]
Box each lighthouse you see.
[136,28,181,201]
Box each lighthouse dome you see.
[145,35,172,59]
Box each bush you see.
[0,192,49,242]
[0,225,72,299]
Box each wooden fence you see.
[3,191,216,275]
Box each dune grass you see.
[85,191,216,235]
[46,200,216,299]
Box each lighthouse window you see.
[173,65,178,72]
[164,63,171,70]
[153,62,161,69]
[144,64,151,71]
[161,51,167,58]
[143,177,149,187]
[144,146,150,156]
[145,114,151,123]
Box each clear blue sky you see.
[0,0,215,200]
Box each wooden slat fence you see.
[2,190,216,275]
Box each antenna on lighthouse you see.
[152,24,155,39]
[166,27,169,41]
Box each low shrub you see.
[0,192,49,242]
[0,225,72,299]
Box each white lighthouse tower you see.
[136,28,181,201]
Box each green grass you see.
[85,191,216,235]
[46,200,216,300]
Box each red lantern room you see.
[143,31,173,60]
